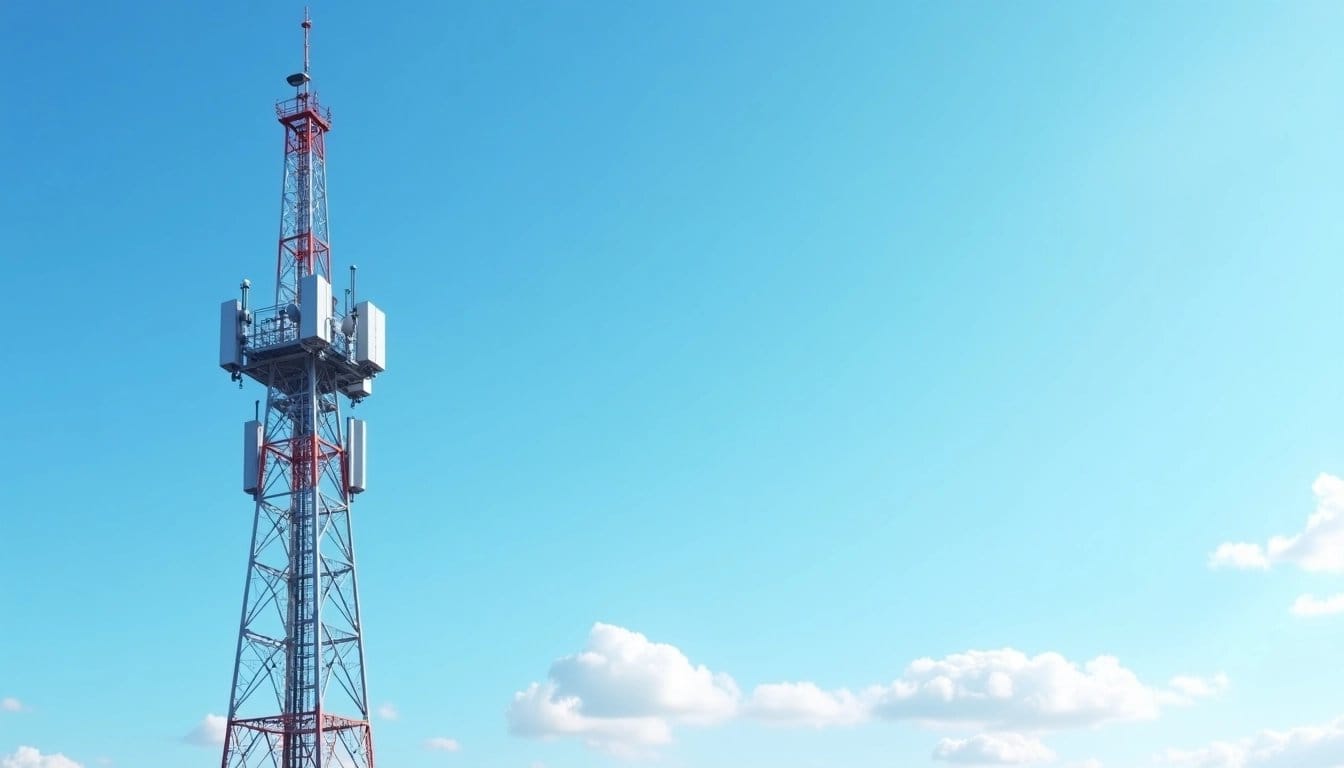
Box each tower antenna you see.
[287,10,314,92]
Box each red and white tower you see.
[217,13,386,768]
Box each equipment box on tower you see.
[354,300,386,371]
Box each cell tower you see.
[217,13,387,768]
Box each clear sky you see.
[5,2,1344,767]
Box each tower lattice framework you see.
[217,15,387,768]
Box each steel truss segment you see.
[225,367,371,768]
[273,98,331,308]
[225,713,371,768]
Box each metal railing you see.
[246,304,301,351]
[244,304,354,360]
[275,94,333,124]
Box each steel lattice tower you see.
[218,14,387,768]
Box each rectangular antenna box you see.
[347,418,367,494]
[243,420,262,494]
[300,274,333,346]
[354,300,386,372]
[220,300,243,372]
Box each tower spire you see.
[302,8,311,79]
[276,12,331,307]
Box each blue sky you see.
[6,1,1344,766]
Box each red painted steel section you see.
[275,96,332,290]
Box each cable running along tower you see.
[218,14,387,768]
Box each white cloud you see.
[932,733,1055,765]
[1160,715,1344,767]
[508,623,738,755]
[1068,761,1103,768]
[1,748,81,768]
[1212,473,1344,573]
[510,625,1221,757]
[745,682,868,727]
[1208,542,1269,570]
[509,681,673,757]
[183,714,227,747]
[869,649,1182,730]
[1,698,22,712]
[546,623,739,723]
[423,738,459,752]
[376,703,399,721]
[1166,673,1230,702]
[1290,593,1344,617]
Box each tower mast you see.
[217,15,387,768]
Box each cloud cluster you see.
[1290,593,1344,618]
[508,624,735,755]
[1,748,80,768]
[870,649,1167,730]
[1210,474,1344,573]
[545,623,739,724]
[1210,473,1344,618]
[1,698,22,713]
[1161,715,1344,767]
[509,623,1223,758]
[744,682,867,728]
[932,732,1055,765]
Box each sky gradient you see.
[5,2,1344,767]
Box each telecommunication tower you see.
[217,14,387,768]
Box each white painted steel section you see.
[353,301,385,372]
[243,419,262,494]
[300,273,333,346]
[220,300,243,371]
[347,418,367,494]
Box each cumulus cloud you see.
[1160,715,1344,767]
[508,623,738,755]
[510,681,672,756]
[744,682,868,728]
[932,733,1055,765]
[511,624,1221,757]
[423,738,460,752]
[1,698,21,712]
[869,649,1181,730]
[1290,593,1344,617]
[376,703,399,721]
[1,748,81,768]
[1212,473,1344,573]
[545,623,739,723]
[183,714,227,747]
